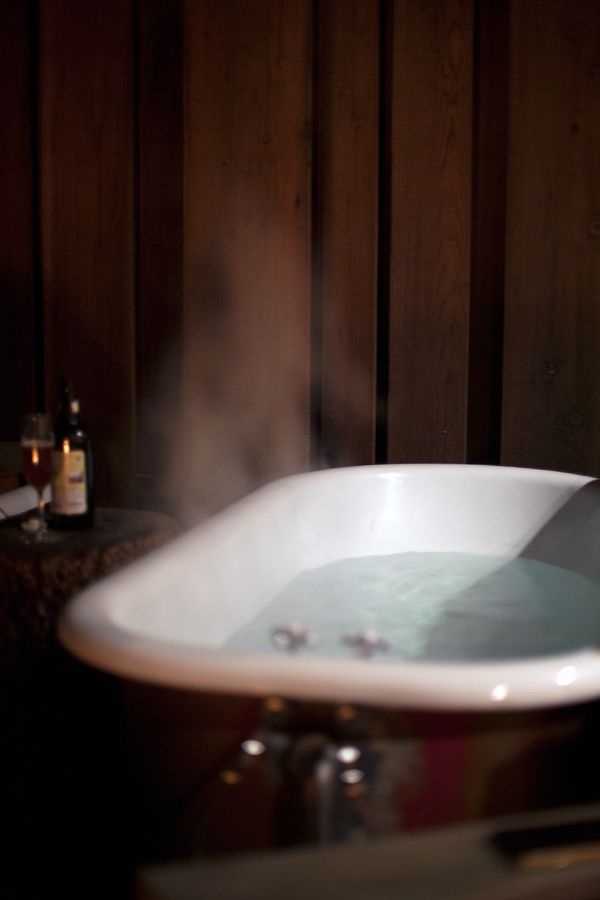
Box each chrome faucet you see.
[271,624,318,652]
[341,630,391,658]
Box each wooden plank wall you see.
[38,0,136,507]
[467,0,508,464]
[136,0,183,509]
[181,0,312,519]
[387,0,473,463]
[1,0,600,515]
[314,0,380,468]
[0,1,36,435]
[502,0,600,475]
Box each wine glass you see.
[20,413,54,539]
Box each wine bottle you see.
[51,377,94,529]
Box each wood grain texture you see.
[39,0,135,506]
[466,0,508,464]
[313,0,380,468]
[182,0,312,519]
[136,0,183,503]
[387,0,473,463]
[502,0,600,475]
[4,0,600,507]
[0,0,36,437]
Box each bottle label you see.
[52,450,88,515]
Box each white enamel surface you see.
[58,464,600,711]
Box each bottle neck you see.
[59,399,81,429]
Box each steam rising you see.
[167,241,311,525]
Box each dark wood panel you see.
[5,0,600,507]
[136,0,183,507]
[466,0,508,464]
[39,0,136,506]
[387,0,473,463]
[182,0,312,519]
[0,0,36,437]
[502,0,600,475]
[313,0,380,468]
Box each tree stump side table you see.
[0,507,178,679]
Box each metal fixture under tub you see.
[58,464,600,859]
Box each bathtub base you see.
[119,679,600,863]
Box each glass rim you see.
[21,412,53,422]
[20,412,54,440]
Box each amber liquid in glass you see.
[21,442,53,493]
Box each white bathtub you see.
[58,464,600,712]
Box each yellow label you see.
[52,450,88,514]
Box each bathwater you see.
[225,552,600,661]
